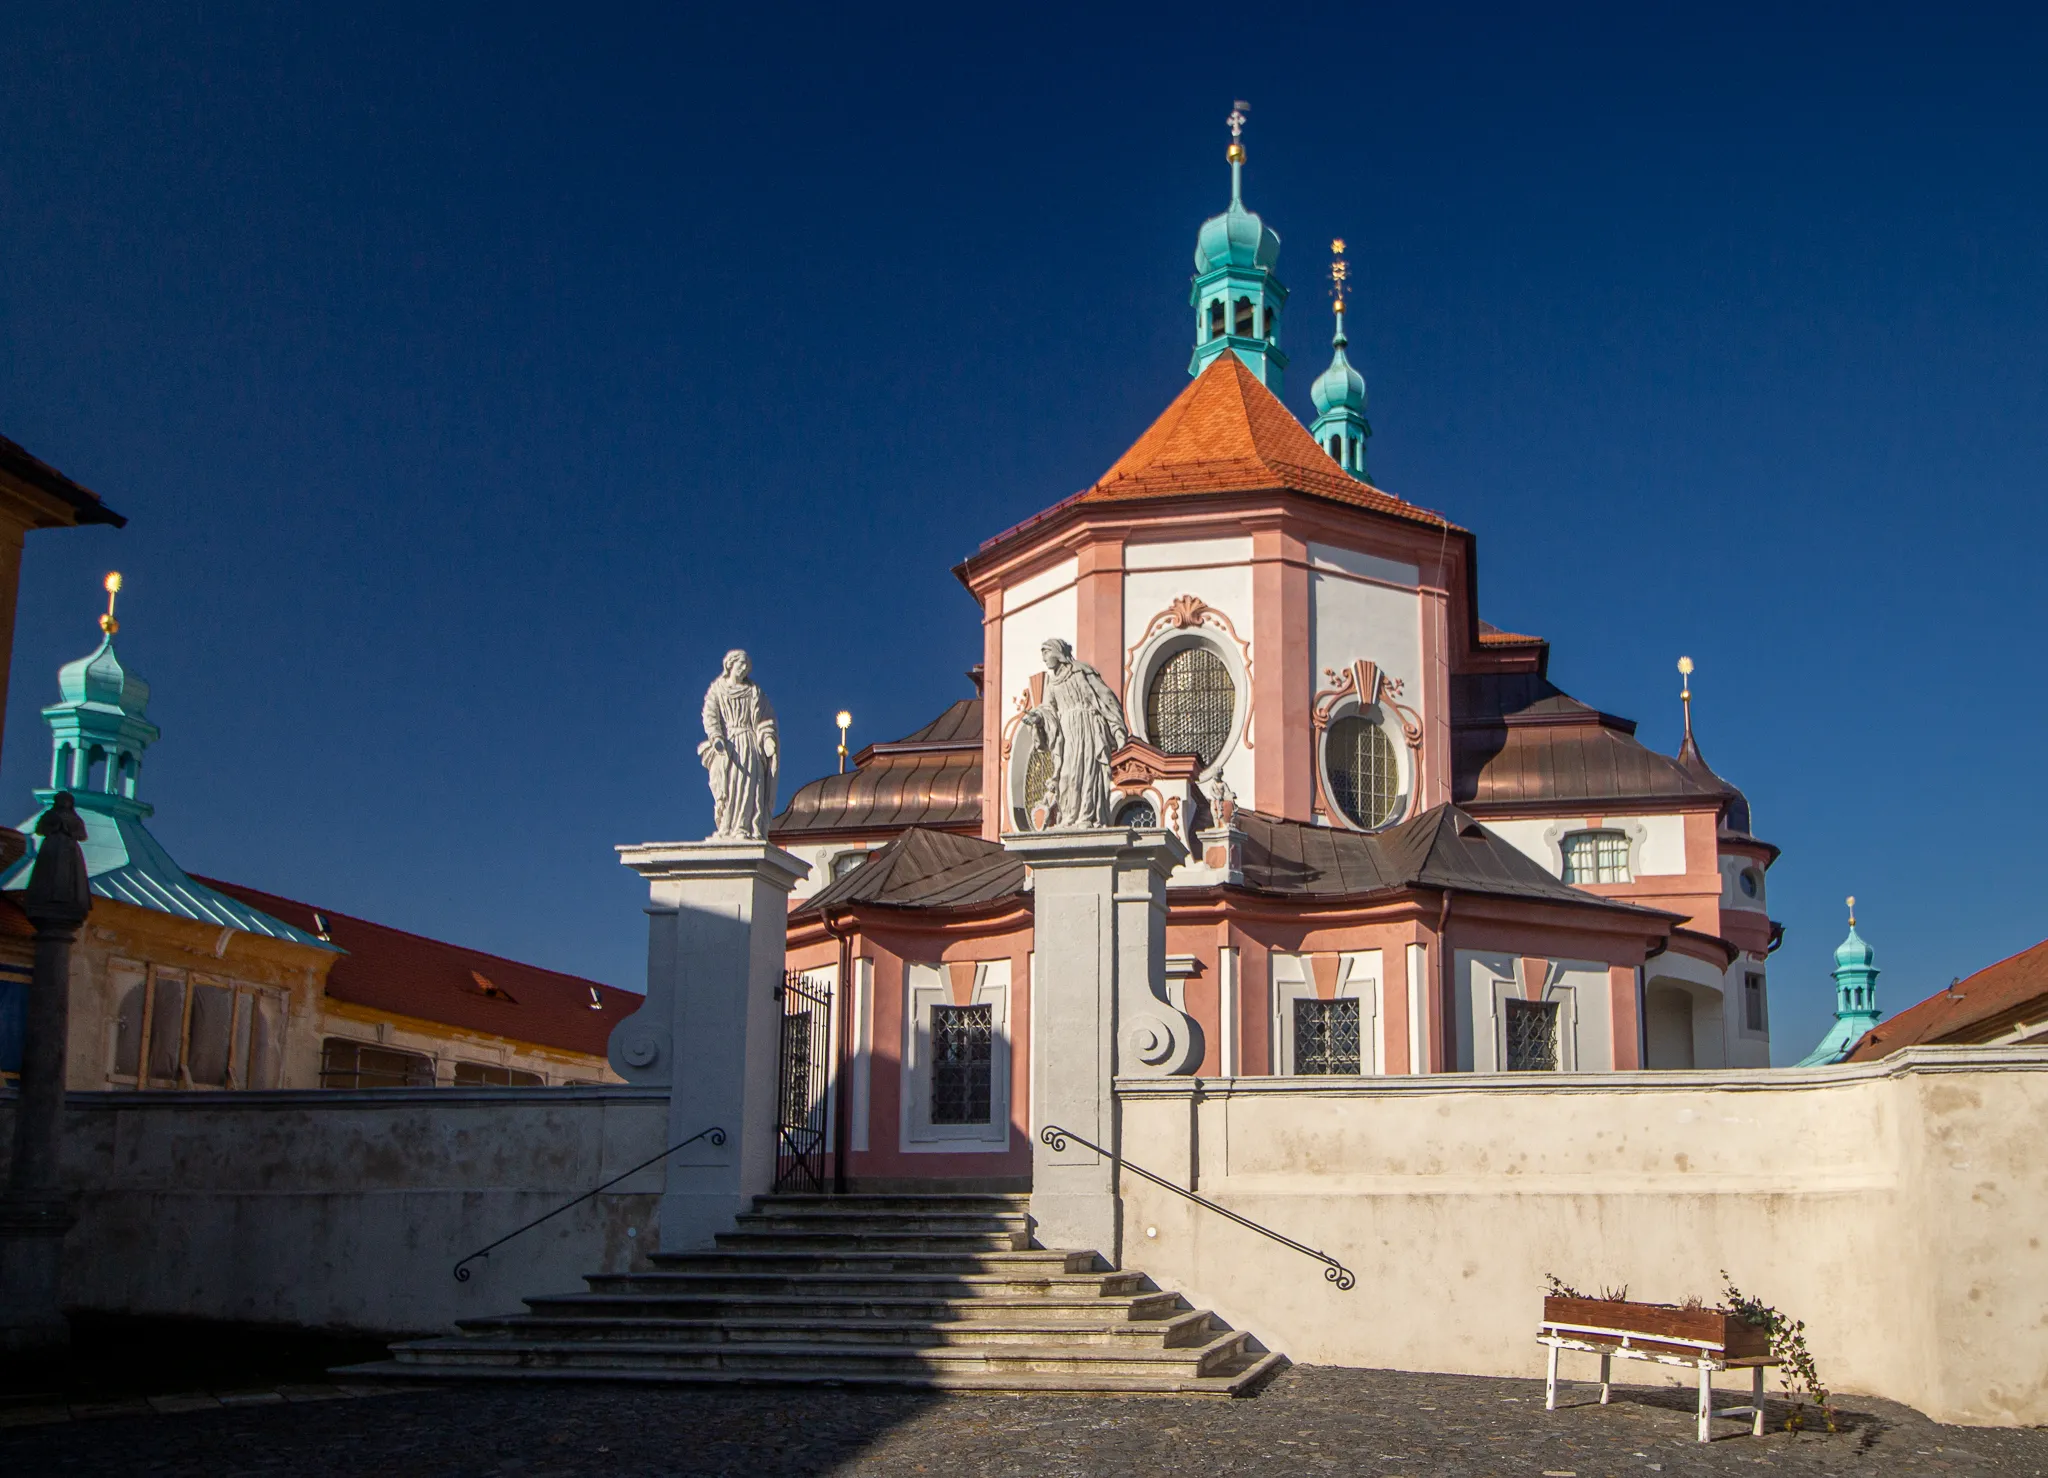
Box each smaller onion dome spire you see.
[1189,102,1289,390]
[1308,239,1371,480]
[41,572,160,823]
[1799,897,1883,1065]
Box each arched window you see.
[1328,435,1342,459]
[1234,297,1255,336]
[1207,298,1226,340]
[1561,830,1631,884]
[1325,713,1398,829]
[1144,645,1235,769]
[85,745,107,792]
[53,744,73,789]
[1263,305,1275,339]
[1115,798,1157,829]
[832,851,868,880]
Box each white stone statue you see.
[699,649,779,840]
[1020,638,1128,828]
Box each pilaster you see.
[609,840,808,1253]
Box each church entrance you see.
[773,968,833,1193]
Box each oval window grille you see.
[1325,713,1399,829]
[1144,645,1235,768]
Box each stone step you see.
[384,1328,1253,1380]
[583,1270,1146,1300]
[335,1350,1289,1398]
[730,1212,1032,1236]
[714,1230,1029,1254]
[520,1289,1189,1323]
[641,1248,1093,1275]
[453,1309,1217,1348]
[753,1194,1030,1214]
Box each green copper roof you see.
[3,617,330,951]
[1798,917,1881,1066]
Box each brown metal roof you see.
[1845,939,2048,1061]
[1451,673,1729,813]
[1235,805,1673,916]
[772,698,984,840]
[0,434,126,528]
[794,827,1026,916]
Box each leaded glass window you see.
[1293,997,1361,1075]
[1021,735,1056,821]
[1325,713,1398,829]
[1561,830,1631,884]
[1503,999,1559,1071]
[1144,645,1235,768]
[931,1004,993,1125]
[1115,798,1157,828]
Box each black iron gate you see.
[773,968,833,1193]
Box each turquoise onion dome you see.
[56,634,150,717]
[1195,196,1280,274]
[1310,329,1366,416]
[1834,922,1876,977]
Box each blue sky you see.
[2,3,2043,1062]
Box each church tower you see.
[1188,103,1288,390]
[39,573,158,829]
[1308,238,1371,479]
[1798,899,1883,1066]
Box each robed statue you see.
[1020,637,1128,827]
[699,649,779,840]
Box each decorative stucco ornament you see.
[698,649,779,840]
[1021,639,1128,828]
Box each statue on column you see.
[1021,638,1128,828]
[699,650,779,840]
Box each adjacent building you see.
[0,602,635,1089]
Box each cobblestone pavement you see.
[4,1365,2044,1476]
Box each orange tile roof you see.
[1077,353,1457,530]
[198,876,639,1058]
[1844,938,2048,1060]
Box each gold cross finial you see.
[100,571,123,636]
[1330,239,1349,314]
[1226,100,1249,164]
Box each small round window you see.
[1739,869,1759,899]
[1144,644,1235,769]
[1325,713,1399,829]
[1115,798,1157,828]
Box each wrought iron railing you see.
[452,1125,726,1282]
[1038,1123,1355,1291]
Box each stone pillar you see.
[1005,827,1188,1267]
[1,804,91,1353]
[608,841,808,1253]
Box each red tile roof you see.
[1078,354,1456,529]
[1845,938,2048,1060]
[197,877,638,1058]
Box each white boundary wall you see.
[0,1086,670,1335]
[1116,1047,2048,1427]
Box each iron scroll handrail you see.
[452,1125,726,1282]
[1038,1124,1355,1292]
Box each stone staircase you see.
[344,1193,1285,1396]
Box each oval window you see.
[1144,645,1235,768]
[1325,713,1399,829]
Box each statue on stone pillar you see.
[699,650,779,840]
[1021,638,1128,828]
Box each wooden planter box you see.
[1542,1296,1771,1362]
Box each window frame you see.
[1124,627,1249,784]
[1560,829,1633,885]
[901,960,1012,1150]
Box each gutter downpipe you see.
[1436,889,1454,1072]
[823,909,856,1194]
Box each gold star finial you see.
[100,571,123,636]
[1330,239,1349,315]
[1676,655,1694,743]
[1847,895,1856,926]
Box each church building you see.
[771,117,1778,1189]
